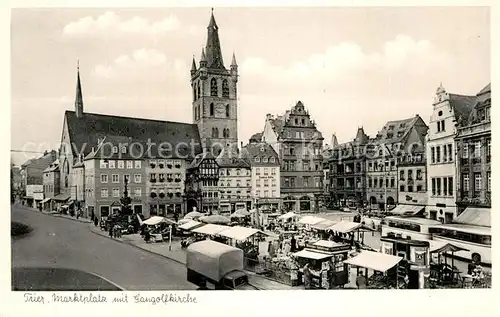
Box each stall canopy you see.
[219,226,267,241]
[178,220,204,231]
[41,198,51,204]
[199,215,231,225]
[429,240,469,254]
[233,209,251,217]
[177,218,191,226]
[53,193,70,201]
[344,251,403,273]
[192,224,230,235]
[312,240,347,249]
[293,249,332,260]
[311,219,337,231]
[143,216,176,226]
[278,212,298,220]
[298,216,325,225]
[184,211,205,220]
[389,204,425,217]
[328,221,373,233]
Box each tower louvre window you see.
[226,104,230,117]
[210,78,218,96]
[210,103,214,116]
[222,79,229,97]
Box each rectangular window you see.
[289,147,295,156]
[256,168,260,175]
[272,190,277,197]
[303,162,309,171]
[463,174,469,191]
[447,144,453,162]
[487,172,491,192]
[400,185,405,192]
[150,173,157,182]
[303,177,309,187]
[264,190,269,197]
[448,177,453,196]
[134,188,141,197]
[487,139,491,157]
[431,147,435,163]
[264,168,268,175]
[100,160,108,169]
[134,161,141,169]
[112,188,120,197]
[100,174,108,183]
[368,178,372,188]
[442,145,447,162]
[256,180,260,187]
[390,178,395,188]
[441,120,445,132]
[474,141,481,158]
[436,178,441,196]
[290,177,295,187]
[416,169,422,180]
[443,177,448,196]
[256,190,260,197]
[463,143,469,159]
[399,170,405,180]
[436,121,441,132]
[474,173,482,191]
[417,185,423,192]
[271,179,276,187]
[436,146,441,163]
[408,170,413,180]
[379,178,383,188]
[271,168,276,175]
[112,174,119,183]
[126,161,133,169]
[432,178,436,196]
[108,160,116,168]
[100,188,108,198]
[134,174,141,183]
[284,177,290,187]
[117,160,124,169]
[407,186,413,192]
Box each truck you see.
[186,240,259,290]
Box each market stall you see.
[328,221,374,246]
[178,220,204,232]
[142,216,176,242]
[344,250,403,289]
[292,249,332,289]
[218,226,270,269]
[278,212,299,223]
[428,240,469,287]
[298,216,326,227]
[191,224,230,244]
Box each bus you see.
[381,216,442,241]
[428,224,491,265]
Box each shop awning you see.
[278,212,298,220]
[178,220,204,231]
[429,240,469,254]
[389,204,425,217]
[344,251,403,273]
[143,216,176,226]
[53,194,70,201]
[293,249,332,260]
[219,226,267,241]
[311,219,337,230]
[41,198,51,204]
[312,240,347,249]
[454,207,491,227]
[431,223,491,236]
[298,216,325,225]
[192,224,230,235]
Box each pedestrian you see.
[268,240,275,258]
[109,223,114,238]
[356,271,367,289]
[303,263,313,289]
[290,235,297,253]
[94,216,98,227]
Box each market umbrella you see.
[233,209,251,217]
[199,215,231,225]
[143,216,176,226]
[184,211,205,220]
[177,218,191,226]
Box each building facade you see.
[365,115,428,211]
[186,153,220,214]
[426,84,476,222]
[242,142,281,211]
[262,101,324,212]
[216,146,252,213]
[191,11,239,153]
[455,83,491,215]
[42,160,60,211]
[329,128,369,209]
[21,150,57,208]
[395,152,428,216]
[72,157,86,215]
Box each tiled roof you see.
[270,116,285,135]
[477,83,491,96]
[65,111,202,160]
[448,94,476,124]
[188,152,216,169]
[376,115,423,144]
[249,132,263,142]
[242,143,279,166]
[216,146,251,168]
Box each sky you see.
[10,7,490,165]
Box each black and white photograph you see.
[9,4,493,300]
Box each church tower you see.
[191,9,238,154]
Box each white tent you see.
[219,226,267,241]
[298,215,325,225]
[143,216,176,226]
[344,251,403,273]
[178,220,204,231]
[192,224,230,235]
[278,212,298,220]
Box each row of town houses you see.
[324,82,491,226]
[16,11,490,229]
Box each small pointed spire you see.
[209,8,218,29]
[231,52,237,67]
[191,55,197,72]
[200,47,207,62]
[75,60,84,118]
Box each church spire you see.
[200,47,207,68]
[231,52,237,67]
[191,55,197,75]
[205,9,225,69]
[75,59,84,118]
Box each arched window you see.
[210,103,214,116]
[225,104,230,117]
[197,84,201,99]
[210,78,218,96]
[222,79,229,98]
[212,127,219,138]
[194,106,198,121]
[193,83,197,100]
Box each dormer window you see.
[263,157,268,163]
[255,157,260,162]
[158,160,165,168]
[150,160,157,168]
[270,157,275,163]
[388,125,394,130]
[112,146,118,154]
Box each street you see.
[11,205,196,291]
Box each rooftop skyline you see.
[11,7,490,165]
